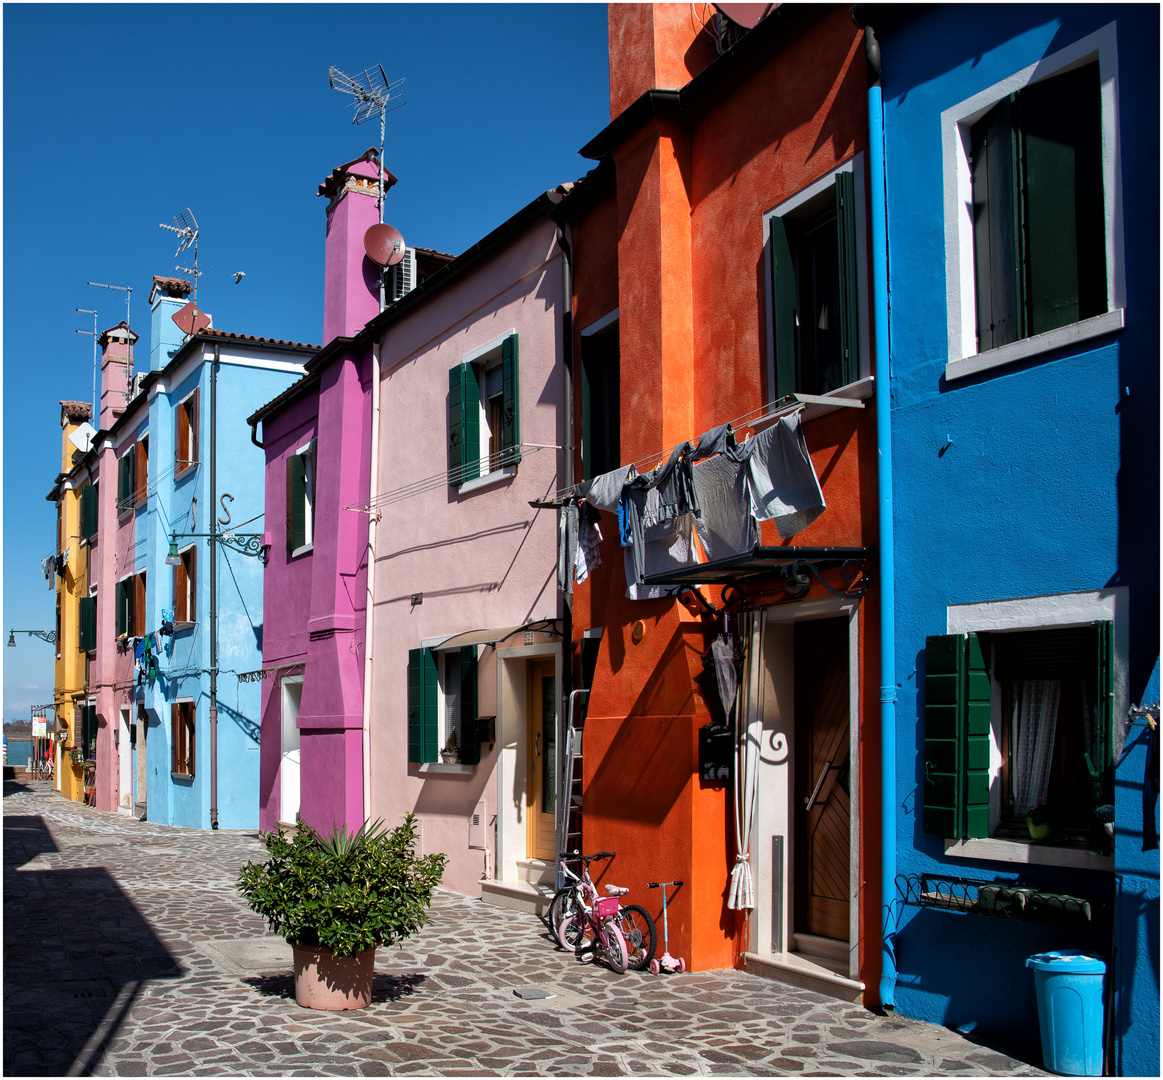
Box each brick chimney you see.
[317,147,398,344]
[97,322,137,431]
[608,3,718,119]
[149,276,193,371]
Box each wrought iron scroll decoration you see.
[216,533,268,563]
[786,557,869,600]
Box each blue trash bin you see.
[1025,950,1108,1076]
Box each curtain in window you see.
[1011,679,1061,814]
[728,611,763,911]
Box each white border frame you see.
[941,22,1125,380]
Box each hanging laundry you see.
[557,502,580,595]
[625,511,698,600]
[575,503,602,585]
[692,453,757,561]
[652,442,700,523]
[42,556,55,589]
[745,412,825,539]
[580,464,636,513]
[690,424,746,464]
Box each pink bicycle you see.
[555,852,629,974]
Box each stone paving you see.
[4,780,1047,1077]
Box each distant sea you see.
[4,740,32,767]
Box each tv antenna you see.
[75,308,99,419]
[328,64,405,226]
[159,208,201,303]
[87,282,133,406]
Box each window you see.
[407,645,479,765]
[970,64,1106,353]
[286,440,316,554]
[117,451,135,514]
[173,546,196,624]
[116,572,146,638]
[172,700,195,776]
[78,595,97,652]
[80,482,98,540]
[942,25,1124,377]
[923,621,1114,854]
[448,333,520,487]
[765,157,867,400]
[135,435,149,505]
[580,313,620,480]
[175,389,199,475]
[81,702,97,763]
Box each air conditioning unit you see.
[387,247,417,301]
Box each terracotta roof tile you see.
[198,327,320,350]
[150,276,193,299]
[59,400,93,419]
[316,146,397,199]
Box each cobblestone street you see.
[4,780,1046,1076]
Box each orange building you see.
[554,4,881,1000]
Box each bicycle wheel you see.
[548,885,578,940]
[557,911,595,954]
[618,903,657,971]
[599,922,629,974]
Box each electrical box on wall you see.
[699,722,733,785]
[469,801,487,849]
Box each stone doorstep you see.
[480,879,554,917]
[743,950,864,1004]
[516,858,555,886]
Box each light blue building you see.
[129,278,314,829]
[863,4,1159,1073]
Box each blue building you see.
[108,278,313,829]
[864,4,1159,1072]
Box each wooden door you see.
[794,618,851,941]
[527,661,557,860]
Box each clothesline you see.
[535,394,813,509]
[345,443,563,513]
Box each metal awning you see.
[642,545,871,597]
[433,620,563,651]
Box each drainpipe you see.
[863,22,896,1010]
[361,339,382,826]
[209,343,220,829]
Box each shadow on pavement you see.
[3,810,183,1076]
[244,971,427,1004]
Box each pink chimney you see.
[317,147,398,344]
[98,321,137,431]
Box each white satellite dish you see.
[68,422,96,454]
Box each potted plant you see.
[440,729,460,764]
[237,814,447,1010]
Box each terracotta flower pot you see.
[290,942,376,1010]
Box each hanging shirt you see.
[692,453,758,562]
[575,503,602,585]
[745,412,825,539]
[557,502,580,595]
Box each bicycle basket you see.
[594,896,620,919]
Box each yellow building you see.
[48,401,97,804]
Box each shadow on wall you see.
[2,808,182,1075]
[587,714,691,826]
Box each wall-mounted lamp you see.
[165,538,182,567]
[167,530,269,565]
[8,629,58,647]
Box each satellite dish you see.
[173,301,211,336]
[715,3,778,30]
[364,223,407,267]
[68,422,97,453]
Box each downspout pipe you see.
[362,340,382,826]
[209,343,220,829]
[864,22,897,1010]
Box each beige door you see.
[527,661,557,860]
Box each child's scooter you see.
[647,880,685,974]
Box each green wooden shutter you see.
[964,633,991,839]
[448,364,481,484]
[502,335,521,465]
[923,633,965,837]
[78,596,97,652]
[408,647,438,763]
[834,170,859,389]
[769,215,796,398]
[118,454,134,511]
[923,633,990,839]
[458,645,480,765]
[115,580,128,637]
[83,704,97,762]
[286,455,306,551]
[80,483,98,540]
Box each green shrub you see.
[237,814,447,958]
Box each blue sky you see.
[2,2,610,722]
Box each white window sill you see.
[946,308,1125,382]
[417,763,475,775]
[290,543,314,559]
[945,836,1113,872]
[458,466,516,496]
[799,376,875,422]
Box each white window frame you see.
[292,439,316,556]
[941,22,1125,381]
[943,588,1127,870]
[457,331,517,495]
[762,152,871,403]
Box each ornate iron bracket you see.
[214,533,268,564]
[8,629,57,645]
[785,557,869,600]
